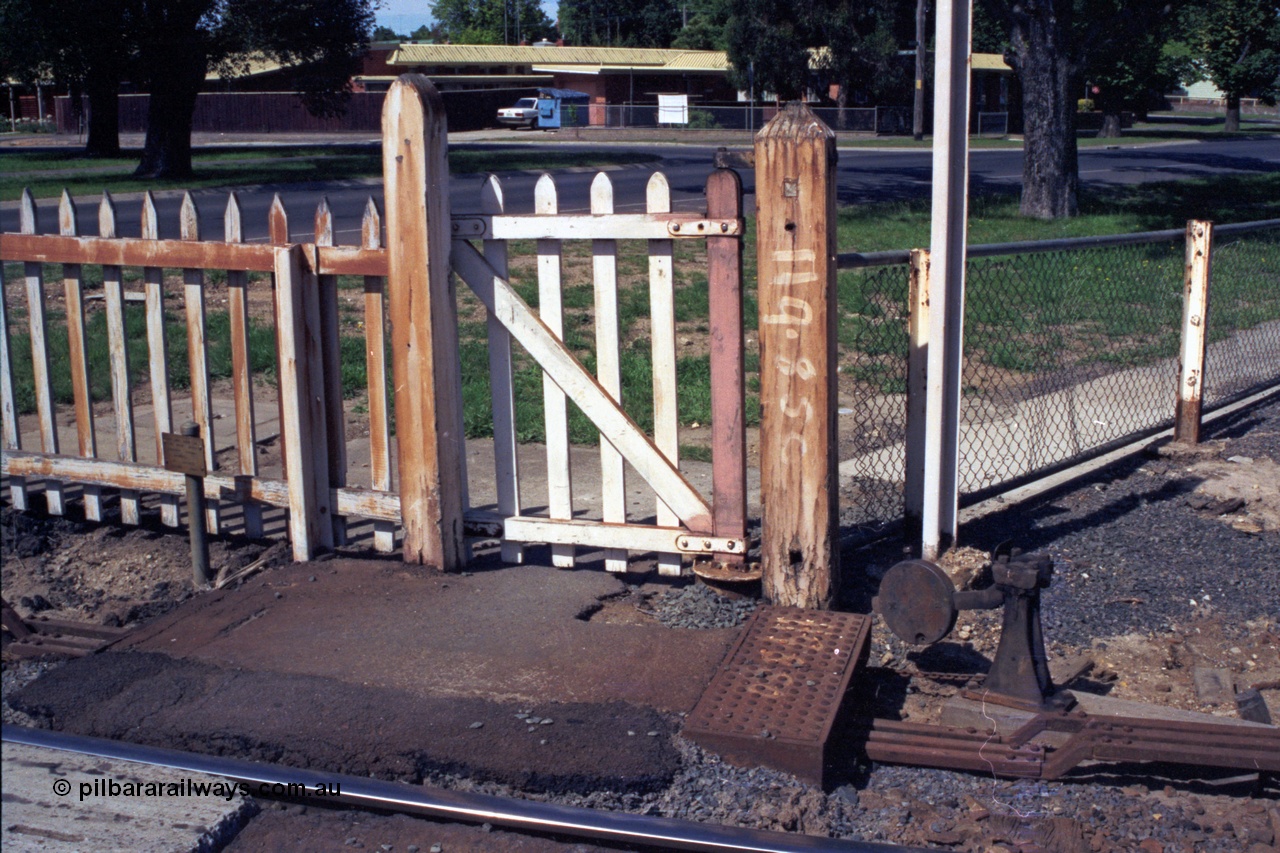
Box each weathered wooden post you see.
[383,74,468,570]
[1175,219,1213,444]
[755,103,839,609]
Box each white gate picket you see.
[536,174,576,569]
[590,173,628,573]
[646,173,681,576]
[482,175,524,564]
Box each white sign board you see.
[657,94,689,125]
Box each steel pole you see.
[920,0,972,560]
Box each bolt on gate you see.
[1,74,749,576]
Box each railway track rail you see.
[2,724,931,853]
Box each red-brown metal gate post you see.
[1174,219,1213,444]
[383,74,468,569]
[755,103,839,609]
[706,168,747,564]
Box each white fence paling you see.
[180,193,220,535]
[225,192,263,540]
[141,192,179,528]
[20,191,62,516]
[362,198,397,554]
[646,172,682,577]
[590,173,629,574]
[60,191,104,522]
[535,173,576,569]
[99,192,140,526]
[0,259,25,511]
[482,174,524,565]
[315,197,349,547]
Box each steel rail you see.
[2,725,931,853]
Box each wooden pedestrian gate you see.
[385,76,749,574]
[0,74,748,576]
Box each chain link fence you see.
[834,220,1280,534]
[600,104,919,135]
[1200,223,1280,408]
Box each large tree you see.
[430,0,555,44]
[0,0,137,157]
[132,0,374,179]
[1080,0,1189,137]
[1185,0,1280,132]
[983,0,1079,219]
[559,0,680,47]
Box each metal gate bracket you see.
[676,534,745,554]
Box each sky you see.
[376,0,560,35]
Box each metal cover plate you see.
[683,606,871,785]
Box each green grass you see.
[832,173,1280,391]
[0,145,658,202]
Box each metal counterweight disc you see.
[876,559,957,646]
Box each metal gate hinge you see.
[676,534,746,554]
[668,219,743,237]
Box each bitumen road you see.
[2,133,1279,241]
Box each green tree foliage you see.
[410,23,449,41]
[723,0,906,103]
[1184,0,1280,131]
[671,0,731,50]
[818,0,912,106]
[431,0,555,44]
[724,0,820,99]
[129,0,375,179]
[372,25,408,41]
[0,0,136,156]
[559,0,680,47]
[1078,0,1189,136]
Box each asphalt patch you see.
[11,651,680,795]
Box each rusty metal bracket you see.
[1,597,128,659]
[676,534,746,555]
[862,710,1280,780]
[667,219,743,237]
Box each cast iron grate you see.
[683,605,871,784]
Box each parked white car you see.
[497,98,539,129]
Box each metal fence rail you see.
[833,219,1280,533]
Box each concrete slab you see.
[114,558,737,712]
[1,742,254,852]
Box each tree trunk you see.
[1008,0,1078,219]
[1097,110,1122,138]
[135,49,206,179]
[1224,94,1240,132]
[84,77,121,158]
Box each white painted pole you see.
[920,0,972,561]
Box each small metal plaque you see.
[163,432,207,477]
